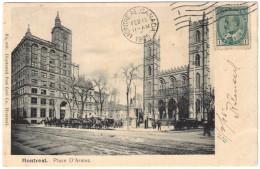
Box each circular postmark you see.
[121,6,159,44]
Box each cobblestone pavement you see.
[11,125,214,155]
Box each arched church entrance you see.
[178,97,189,119]
[60,101,67,120]
[168,99,177,119]
[158,100,166,120]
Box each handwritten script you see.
[216,60,240,144]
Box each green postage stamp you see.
[216,6,249,47]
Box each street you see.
[11,125,214,155]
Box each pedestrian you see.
[203,120,211,136]
[157,120,161,131]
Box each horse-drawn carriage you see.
[173,118,199,130]
[42,117,119,130]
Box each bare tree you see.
[91,71,108,118]
[60,75,80,118]
[122,63,141,130]
[60,75,94,119]
[74,76,94,118]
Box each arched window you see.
[41,47,47,55]
[63,55,67,61]
[195,54,200,66]
[31,44,38,59]
[148,66,152,76]
[50,50,55,56]
[182,76,188,86]
[196,30,200,42]
[159,78,165,90]
[31,44,38,53]
[196,73,200,88]
[170,76,176,88]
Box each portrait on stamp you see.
[216,6,249,46]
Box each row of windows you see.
[31,70,56,79]
[31,79,56,88]
[31,97,55,105]
[31,88,56,96]
[146,74,201,95]
[31,66,70,75]
[30,108,53,118]
[31,62,68,69]
[32,44,68,60]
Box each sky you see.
[10,3,214,105]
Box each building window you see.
[50,74,55,80]
[50,59,54,65]
[31,97,37,104]
[40,108,46,117]
[31,108,37,117]
[196,73,200,88]
[63,55,67,60]
[41,64,46,70]
[31,44,38,53]
[41,72,47,78]
[182,76,188,86]
[63,63,66,68]
[41,98,46,105]
[148,66,152,76]
[196,30,200,42]
[41,81,47,87]
[49,99,54,106]
[31,88,37,94]
[195,54,200,66]
[63,43,68,52]
[159,78,165,90]
[50,83,55,88]
[170,77,176,88]
[41,89,46,95]
[31,62,37,68]
[41,57,46,62]
[50,50,55,57]
[31,79,38,85]
[32,70,38,76]
[41,47,47,55]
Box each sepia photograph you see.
[2,1,258,167]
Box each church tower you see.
[188,13,210,121]
[51,12,72,55]
[143,37,160,121]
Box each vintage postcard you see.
[2,1,258,167]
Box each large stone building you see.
[143,15,213,126]
[11,12,94,123]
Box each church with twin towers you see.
[143,14,213,126]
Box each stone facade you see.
[143,16,211,125]
[11,12,94,123]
